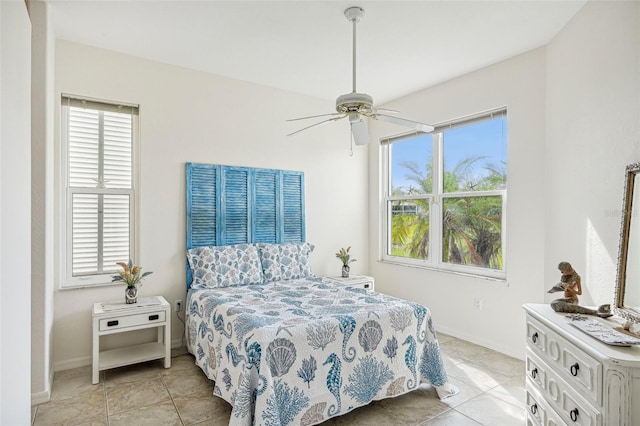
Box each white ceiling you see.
[48,0,586,104]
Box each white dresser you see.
[524,303,640,426]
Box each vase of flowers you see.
[335,246,356,278]
[112,260,153,304]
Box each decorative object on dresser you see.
[111,259,153,304]
[92,296,170,384]
[524,303,640,425]
[335,246,356,278]
[547,261,612,318]
[326,274,375,291]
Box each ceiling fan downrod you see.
[344,6,364,94]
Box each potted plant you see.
[112,260,153,304]
[336,246,357,278]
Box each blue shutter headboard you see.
[186,163,305,287]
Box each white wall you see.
[31,0,56,404]
[52,41,370,368]
[1,0,32,422]
[369,48,548,358]
[545,0,639,307]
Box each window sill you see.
[377,258,507,284]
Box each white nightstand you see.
[92,295,171,384]
[328,274,375,291]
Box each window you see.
[382,109,507,279]
[61,96,139,287]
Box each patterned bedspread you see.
[186,277,456,426]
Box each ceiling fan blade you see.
[376,113,434,133]
[287,112,344,122]
[287,115,346,137]
[349,114,370,145]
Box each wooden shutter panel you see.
[254,169,278,243]
[186,163,218,248]
[221,167,250,245]
[281,171,305,243]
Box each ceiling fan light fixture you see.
[336,92,373,113]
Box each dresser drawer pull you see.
[530,403,538,415]
[149,314,159,321]
[531,332,538,343]
[364,284,370,289]
[570,363,580,376]
[570,408,579,422]
[530,368,538,379]
[107,320,119,327]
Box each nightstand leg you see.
[92,321,99,384]
[164,324,171,368]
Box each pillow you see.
[258,242,315,282]
[186,243,263,288]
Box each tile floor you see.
[32,334,526,425]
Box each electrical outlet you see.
[175,299,183,312]
[473,298,482,310]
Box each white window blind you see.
[62,96,139,286]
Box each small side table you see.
[92,295,171,384]
[328,274,375,291]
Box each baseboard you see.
[31,368,55,405]
[54,355,92,372]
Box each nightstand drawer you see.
[99,310,166,331]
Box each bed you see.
[184,163,457,426]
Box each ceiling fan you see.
[287,6,434,146]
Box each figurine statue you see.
[547,261,612,318]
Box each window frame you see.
[381,109,507,280]
[59,95,140,288]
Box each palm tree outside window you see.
[382,108,507,279]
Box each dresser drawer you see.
[526,389,546,425]
[99,310,166,331]
[527,315,602,404]
[558,387,601,426]
[526,351,547,390]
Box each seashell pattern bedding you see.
[186,276,457,426]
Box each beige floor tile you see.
[438,338,494,364]
[108,401,182,426]
[445,360,511,392]
[419,409,482,425]
[72,419,108,426]
[485,375,526,408]
[162,367,213,397]
[468,350,525,379]
[51,366,104,401]
[104,360,162,388]
[376,389,450,425]
[321,402,408,425]
[106,377,171,415]
[34,391,106,426]
[454,393,526,425]
[172,388,232,425]
[161,354,200,376]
